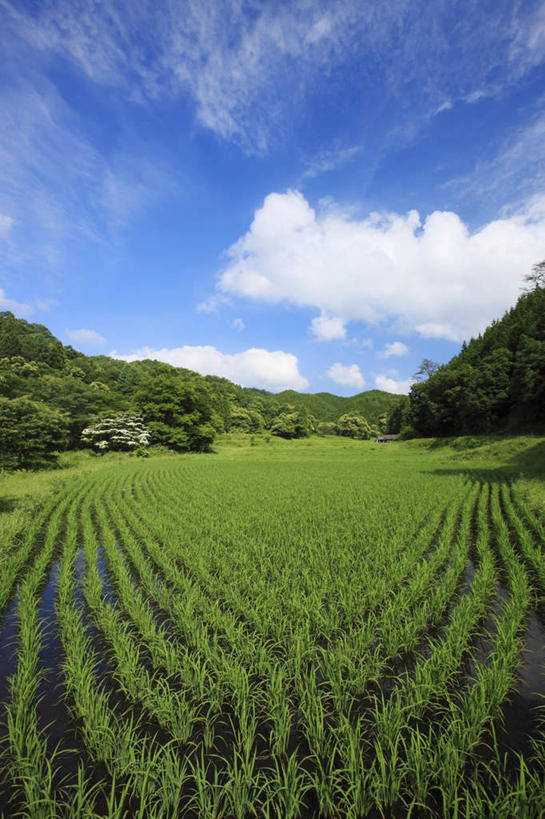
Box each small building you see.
[376,434,398,443]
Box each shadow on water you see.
[0,596,20,704]
[35,561,84,790]
[497,612,545,760]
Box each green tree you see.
[0,397,69,469]
[135,369,216,451]
[336,412,372,439]
[522,260,545,293]
[270,410,311,439]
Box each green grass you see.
[0,434,544,816]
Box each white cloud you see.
[0,288,31,315]
[111,345,309,392]
[66,328,107,347]
[375,374,413,394]
[435,100,452,114]
[197,293,232,313]
[6,1,543,153]
[231,317,245,331]
[0,214,14,238]
[35,298,59,312]
[310,312,346,341]
[326,362,365,390]
[302,145,363,180]
[216,189,545,342]
[379,341,409,358]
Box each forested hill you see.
[0,312,405,462]
[409,286,545,436]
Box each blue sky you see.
[2,0,545,395]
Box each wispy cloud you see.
[0,214,15,238]
[446,109,545,212]
[301,145,363,181]
[5,1,543,154]
[65,328,107,347]
[0,289,31,316]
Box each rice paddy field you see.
[1,435,545,818]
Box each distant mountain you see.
[272,389,404,424]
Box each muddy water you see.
[498,612,545,758]
[36,560,77,753]
[0,595,20,704]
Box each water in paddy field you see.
[499,612,545,759]
[0,595,20,703]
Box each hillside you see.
[268,389,404,424]
[408,286,545,436]
[0,312,404,455]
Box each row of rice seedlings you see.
[134,460,455,646]
[1,480,92,817]
[138,458,451,622]
[78,475,202,746]
[56,472,191,816]
[402,481,534,814]
[501,484,545,595]
[77,469,309,815]
[232,485,479,816]
[102,474,267,679]
[509,485,545,546]
[98,479,293,806]
[352,482,498,815]
[100,462,448,812]
[0,493,65,617]
[312,483,475,725]
[132,461,465,701]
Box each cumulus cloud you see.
[375,374,413,394]
[216,190,545,342]
[326,362,365,390]
[111,345,309,392]
[0,288,31,315]
[310,312,346,341]
[379,340,409,358]
[66,328,107,347]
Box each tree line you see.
[404,281,545,437]
[0,312,405,468]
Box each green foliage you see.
[270,409,311,439]
[229,404,265,433]
[0,396,69,468]
[135,368,216,451]
[0,311,66,368]
[409,287,545,435]
[317,421,338,436]
[81,413,151,452]
[336,412,373,439]
[0,312,408,465]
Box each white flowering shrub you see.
[81,413,151,452]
